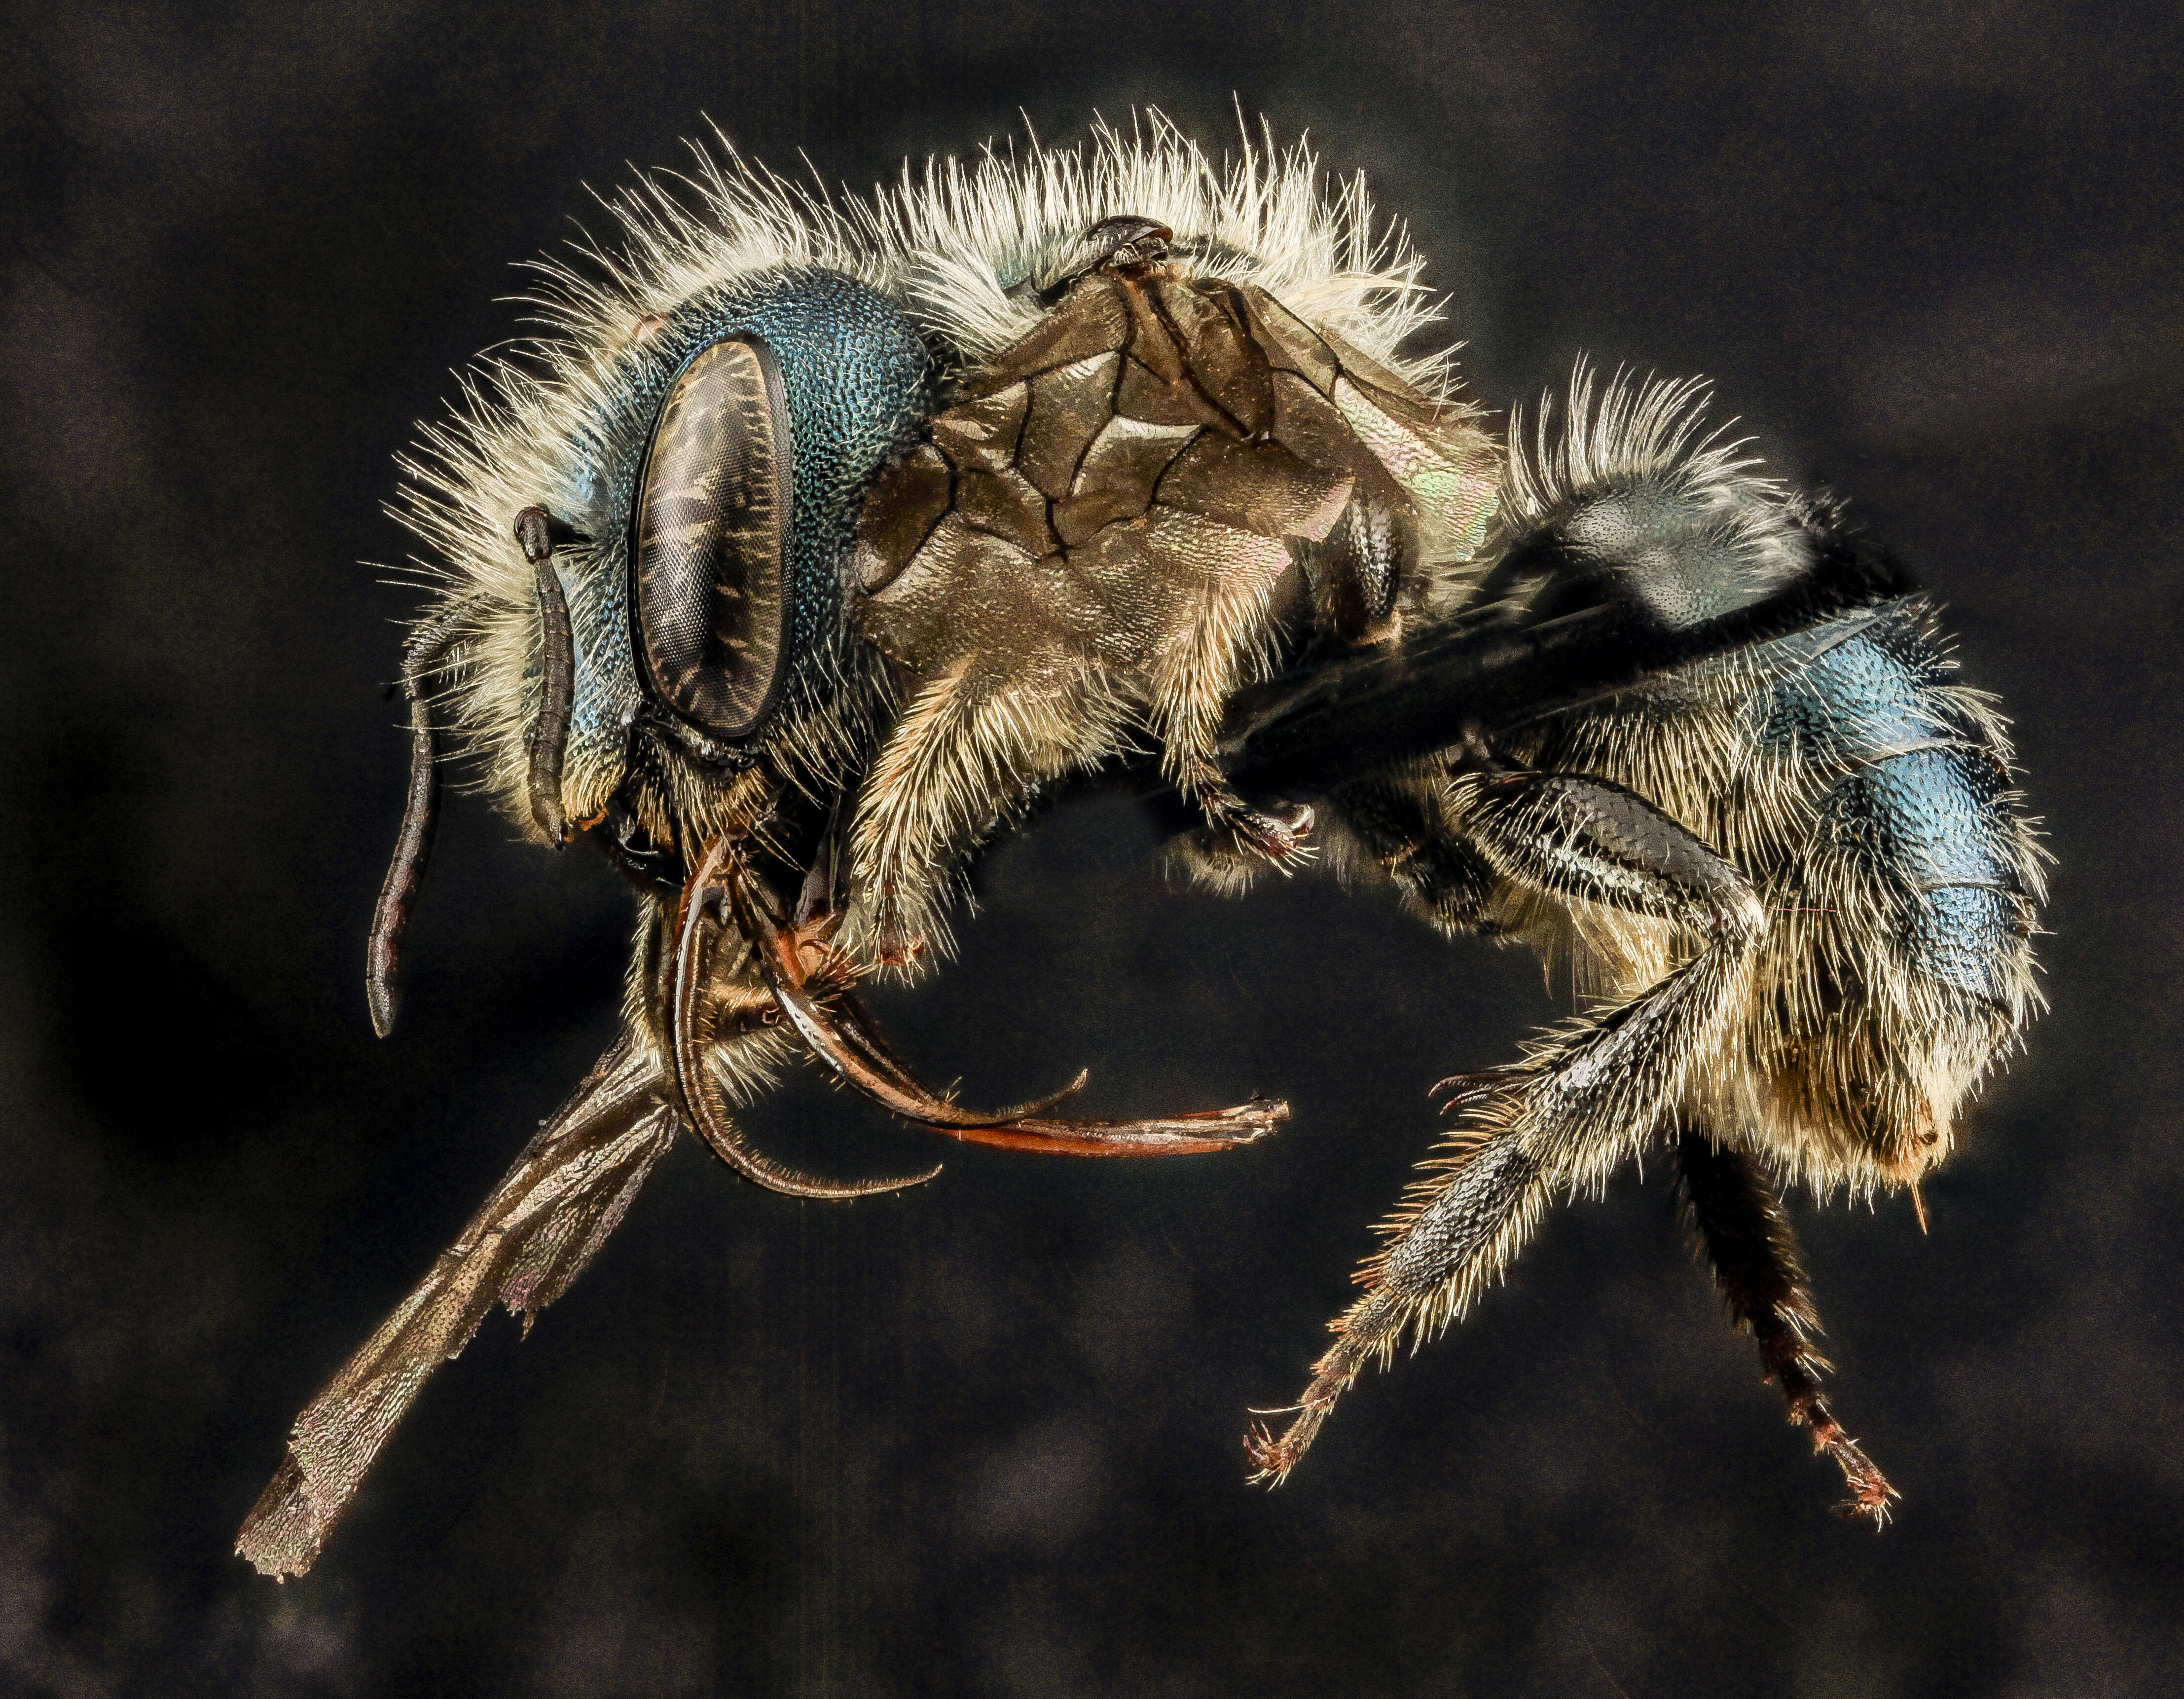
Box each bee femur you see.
[630,335,795,743]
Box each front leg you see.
[1676,1126,1895,1522]
[1248,765,1763,1477]
[714,835,1287,1155]
[853,659,1131,968]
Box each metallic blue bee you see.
[237,116,2043,1577]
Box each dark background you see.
[3,2,2179,1693]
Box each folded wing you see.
[236,1037,676,1578]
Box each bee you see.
[236,116,2043,1578]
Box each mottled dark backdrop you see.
[3,2,2178,1694]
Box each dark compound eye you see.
[631,335,795,742]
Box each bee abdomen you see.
[1768,605,2040,1019]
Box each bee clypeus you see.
[237,116,2044,1578]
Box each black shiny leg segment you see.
[1676,1127,1896,1523]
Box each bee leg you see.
[1676,1126,1896,1523]
[1153,565,1315,868]
[1325,767,1504,936]
[715,838,1287,1155]
[1245,1128,1548,1480]
[1249,767,1764,1479]
[855,661,1133,966]
[1171,742,1316,869]
[855,641,1306,957]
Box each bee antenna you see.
[515,507,578,847]
[366,611,460,1037]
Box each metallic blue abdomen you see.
[1761,606,2031,1012]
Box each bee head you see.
[404,266,930,862]
[616,273,933,791]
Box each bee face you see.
[402,271,925,860]
[556,272,929,829]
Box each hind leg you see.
[1676,1125,1895,1521]
[1248,764,1765,1477]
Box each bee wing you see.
[236,1036,676,1578]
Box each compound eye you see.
[632,335,795,742]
